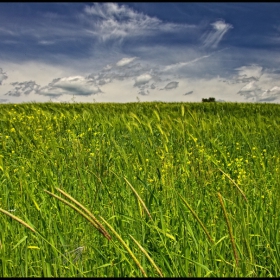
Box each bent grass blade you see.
[129,234,164,277]
[123,177,153,221]
[0,207,36,233]
[217,192,239,267]
[55,187,111,240]
[99,216,148,277]
[209,157,248,202]
[177,192,214,244]
[44,189,111,240]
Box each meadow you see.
[0,101,280,277]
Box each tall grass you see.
[0,101,280,276]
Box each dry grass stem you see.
[55,187,111,240]
[177,192,214,244]
[44,189,111,240]
[99,216,148,277]
[217,192,239,267]
[129,234,164,277]
[0,207,36,233]
[123,177,153,221]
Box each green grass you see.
[0,101,280,277]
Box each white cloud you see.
[235,64,263,81]
[134,73,152,87]
[239,81,258,92]
[203,20,233,48]
[116,57,137,67]
[0,68,8,85]
[39,76,101,97]
[232,66,280,102]
[259,86,280,102]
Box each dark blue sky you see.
[1,3,280,103]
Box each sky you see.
[1,2,280,104]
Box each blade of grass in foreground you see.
[110,171,153,221]
[129,234,164,277]
[0,207,86,276]
[0,207,36,233]
[123,177,153,221]
[177,192,214,244]
[44,189,111,240]
[99,216,148,277]
[55,187,111,240]
[217,192,239,267]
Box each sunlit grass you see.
[0,101,280,276]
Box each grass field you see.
[0,101,280,277]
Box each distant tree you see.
[202,97,216,102]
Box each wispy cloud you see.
[116,57,137,67]
[202,20,233,48]
[83,3,196,42]
[0,68,8,85]
[163,47,228,72]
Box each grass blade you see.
[177,192,214,244]
[99,216,148,277]
[0,207,36,233]
[123,177,153,221]
[55,187,111,240]
[129,234,164,277]
[215,166,248,202]
[217,192,238,267]
[44,189,111,240]
[217,168,248,202]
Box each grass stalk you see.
[217,168,248,202]
[129,234,164,277]
[44,189,111,240]
[55,187,111,240]
[99,216,148,277]
[0,207,36,233]
[123,177,153,221]
[217,192,239,267]
[177,192,214,244]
